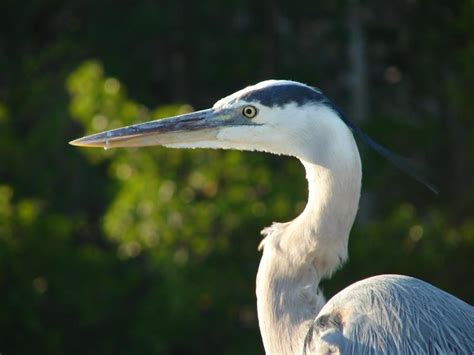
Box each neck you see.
[256,121,361,354]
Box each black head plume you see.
[331,104,438,195]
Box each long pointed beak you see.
[69,108,243,149]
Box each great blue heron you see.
[71,80,474,354]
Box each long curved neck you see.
[256,119,362,355]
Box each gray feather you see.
[303,275,474,354]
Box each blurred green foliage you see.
[1,1,473,354]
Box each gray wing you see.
[303,274,474,354]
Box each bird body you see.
[71,80,474,354]
[304,274,474,354]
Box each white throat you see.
[256,110,362,355]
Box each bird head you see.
[70,79,437,193]
[70,80,341,159]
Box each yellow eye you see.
[242,105,258,118]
